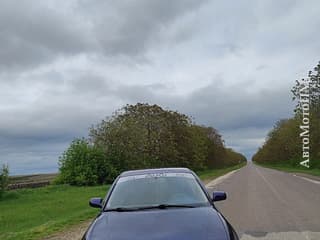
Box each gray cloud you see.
[183,82,295,130]
[0,0,319,174]
[77,0,207,55]
[0,1,93,71]
[0,0,206,72]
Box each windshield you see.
[106,172,209,209]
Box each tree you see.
[0,164,9,198]
[58,139,115,186]
[225,148,247,166]
[254,61,320,168]
[89,103,193,171]
[292,61,320,168]
[252,118,300,165]
[59,103,246,185]
[292,61,320,114]
[89,103,246,176]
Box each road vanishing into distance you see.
[206,163,320,240]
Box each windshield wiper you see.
[150,204,196,209]
[105,204,196,212]
[105,207,141,212]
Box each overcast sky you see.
[1,0,319,175]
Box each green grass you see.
[197,162,247,182]
[254,162,320,177]
[0,184,109,240]
[0,163,247,240]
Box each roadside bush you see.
[0,164,9,198]
[57,139,116,186]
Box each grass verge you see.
[0,184,109,240]
[254,162,320,177]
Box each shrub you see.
[0,164,9,198]
[58,139,115,186]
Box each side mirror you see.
[212,191,227,202]
[89,197,103,208]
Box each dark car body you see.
[82,168,239,240]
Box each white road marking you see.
[205,169,239,188]
[241,231,320,240]
[293,174,320,185]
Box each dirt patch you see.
[43,220,92,240]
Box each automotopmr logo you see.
[298,78,310,168]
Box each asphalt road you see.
[206,163,320,240]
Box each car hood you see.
[85,207,230,240]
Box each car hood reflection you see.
[86,207,229,240]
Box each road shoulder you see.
[43,220,92,240]
[292,173,320,185]
[254,163,320,184]
[205,169,240,188]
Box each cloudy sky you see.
[1,0,319,175]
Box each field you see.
[8,173,59,190]
[9,173,58,185]
[0,163,245,240]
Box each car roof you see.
[119,168,193,177]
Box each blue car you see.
[82,168,239,240]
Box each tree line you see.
[58,103,246,185]
[252,61,320,168]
